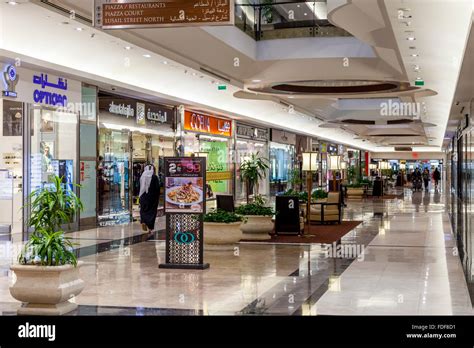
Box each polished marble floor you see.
[0,187,472,316]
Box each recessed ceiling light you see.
[297,4,300,7]
[288,96,295,99]
[143,54,151,58]
[252,79,262,83]
[124,46,132,50]
[304,13,308,16]
[411,54,419,57]
[7,1,18,5]
[162,61,168,64]
[416,77,423,80]
[192,72,197,76]
[75,27,83,31]
[407,37,416,41]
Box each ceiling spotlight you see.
[143,54,151,58]
[411,54,419,57]
[162,61,168,64]
[75,27,83,31]
[416,77,423,80]
[407,37,416,41]
[252,79,262,83]
[413,65,420,71]
[304,12,308,16]
[7,1,18,5]
[124,46,132,50]
[192,72,197,76]
[297,4,300,7]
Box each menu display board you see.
[164,157,205,213]
[160,157,209,270]
[94,0,234,29]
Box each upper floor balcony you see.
[234,0,352,41]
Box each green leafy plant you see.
[262,0,274,24]
[359,179,373,188]
[312,189,328,200]
[203,209,243,223]
[345,183,363,188]
[235,202,274,216]
[19,176,83,266]
[240,152,269,203]
[288,169,302,189]
[19,229,77,266]
[281,189,308,202]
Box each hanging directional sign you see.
[94,0,234,29]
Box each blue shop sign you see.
[32,73,68,107]
[2,64,19,98]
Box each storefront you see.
[180,110,234,205]
[0,63,81,240]
[235,122,269,202]
[97,93,176,226]
[269,129,296,195]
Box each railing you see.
[234,0,352,41]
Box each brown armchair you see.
[309,192,342,224]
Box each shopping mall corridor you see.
[0,188,471,316]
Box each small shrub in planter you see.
[10,175,85,315]
[203,209,243,249]
[203,209,243,223]
[235,203,274,216]
[312,189,328,200]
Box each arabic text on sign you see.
[32,73,68,107]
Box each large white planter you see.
[347,188,364,200]
[204,222,242,250]
[10,261,85,315]
[240,215,273,240]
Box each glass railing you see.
[234,0,351,41]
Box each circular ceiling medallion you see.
[248,80,416,95]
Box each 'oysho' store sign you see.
[32,73,68,107]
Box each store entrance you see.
[131,132,164,220]
[98,128,132,226]
[98,129,166,226]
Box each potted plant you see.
[235,196,274,240]
[203,209,243,250]
[312,189,328,202]
[10,176,84,315]
[239,152,269,203]
[346,183,365,200]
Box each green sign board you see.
[200,140,229,194]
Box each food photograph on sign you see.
[165,177,204,213]
[164,157,205,213]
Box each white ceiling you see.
[0,1,376,150]
[385,0,473,150]
[2,0,472,153]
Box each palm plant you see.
[239,152,269,203]
[19,176,83,266]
